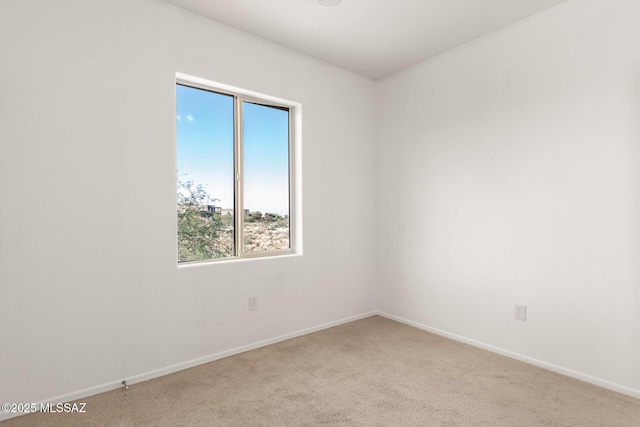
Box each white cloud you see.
[187,115,194,122]
[176,115,182,121]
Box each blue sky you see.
[176,84,289,216]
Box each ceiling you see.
[161,0,566,80]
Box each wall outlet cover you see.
[249,296,258,311]
[514,304,526,321]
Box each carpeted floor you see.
[3,316,639,426]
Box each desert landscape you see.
[209,218,290,257]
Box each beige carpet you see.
[3,316,639,426]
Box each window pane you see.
[242,102,290,253]
[176,85,235,262]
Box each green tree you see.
[177,178,232,262]
[264,213,279,222]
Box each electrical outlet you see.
[514,304,526,321]
[249,296,258,311]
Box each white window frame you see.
[176,73,300,265]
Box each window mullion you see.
[234,96,244,257]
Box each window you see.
[176,77,296,264]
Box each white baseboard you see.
[0,311,377,422]
[375,311,640,400]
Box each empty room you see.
[1,0,639,425]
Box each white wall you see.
[376,0,640,395]
[0,0,377,408]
